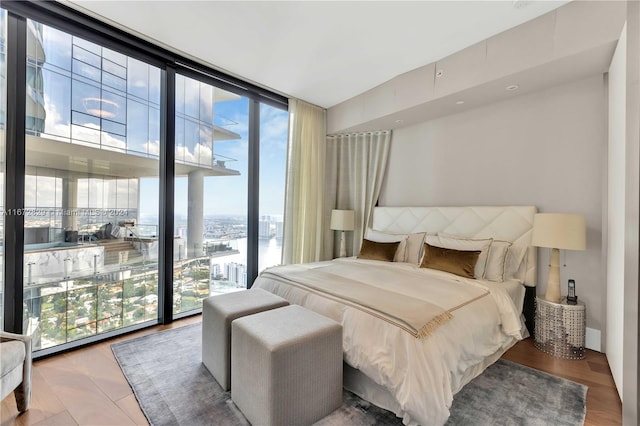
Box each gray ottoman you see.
[202,288,289,391]
[231,305,343,426]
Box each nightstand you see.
[534,297,586,359]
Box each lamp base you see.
[339,231,347,258]
[544,248,562,303]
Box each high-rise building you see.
[259,218,271,239]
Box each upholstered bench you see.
[202,288,289,391]
[231,304,343,426]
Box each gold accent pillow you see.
[420,243,481,278]
[357,239,401,262]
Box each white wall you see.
[379,75,607,344]
[607,23,626,400]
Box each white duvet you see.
[253,257,526,426]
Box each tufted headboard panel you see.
[371,206,538,287]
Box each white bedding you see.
[253,257,526,426]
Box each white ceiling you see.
[64,0,571,109]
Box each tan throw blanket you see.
[261,262,488,339]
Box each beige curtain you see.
[282,99,327,264]
[324,130,392,258]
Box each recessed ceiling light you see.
[394,119,404,124]
[455,100,465,105]
[506,84,519,91]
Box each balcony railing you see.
[22,254,245,351]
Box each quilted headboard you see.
[371,206,538,287]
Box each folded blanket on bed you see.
[261,262,488,339]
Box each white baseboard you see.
[586,327,601,351]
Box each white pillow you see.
[365,229,407,262]
[405,232,427,265]
[484,240,512,282]
[504,245,528,281]
[427,234,493,279]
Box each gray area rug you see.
[112,323,587,426]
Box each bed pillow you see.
[426,234,493,279]
[357,239,401,262]
[405,232,427,265]
[484,240,512,282]
[364,229,407,262]
[420,243,481,279]
[504,244,528,281]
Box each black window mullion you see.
[247,99,260,288]
[4,11,27,333]
[158,65,176,324]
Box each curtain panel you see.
[324,130,392,259]
[282,99,327,264]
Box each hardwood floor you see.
[2,316,621,426]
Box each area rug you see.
[112,323,587,426]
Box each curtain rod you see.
[326,130,392,138]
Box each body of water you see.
[208,237,282,273]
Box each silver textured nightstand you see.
[534,297,586,359]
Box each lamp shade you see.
[330,209,355,231]
[531,213,586,251]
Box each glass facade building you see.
[0,2,288,355]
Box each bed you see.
[252,206,537,426]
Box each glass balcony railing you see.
[21,253,245,351]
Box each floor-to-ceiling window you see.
[0,2,287,357]
[23,21,161,350]
[0,2,287,356]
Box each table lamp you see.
[531,213,586,303]
[330,209,355,257]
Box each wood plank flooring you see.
[2,316,621,425]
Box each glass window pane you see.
[175,74,185,115]
[174,75,248,315]
[72,58,101,83]
[184,77,199,119]
[88,178,103,208]
[103,47,126,67]
[36,176,57,207]
[258,104,288,272]
[149,106,160,154]
[127,57,149,100]
[24,175,37,207]
[102,70,126,93]
[199,83,213,123]
[72,79,101,118]
[101,119,126,137]
[73,45,101,69]
[175,117,185,162]
[24,20,161,351]
[41,24,71,72]
[126,100,149,154]
[149,67,161,106]
[101,90,126,123]
[41,69,71,138]
[103,58,126,79]
[73,36,101,56]
[77,178,89,208]
[116,179,129,209]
